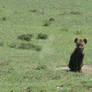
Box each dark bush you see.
[10,90,13,92]
[37,33,48,40]
[30,9,37,12]
[0,16,6,21]
[49,17,55,21]
[17,34,33,41]
[2,17,6,21]
[43,20,50,27]
[34,45,42,51]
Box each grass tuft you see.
[35,65,47,70]
[17,34,33,41]
[49,18,55,22]
[43,20,51,27]
[37,33,48,40]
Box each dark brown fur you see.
[69,38,87,72]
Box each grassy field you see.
[0,0,92,92]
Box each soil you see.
[56,64,92,76]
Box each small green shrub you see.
[17,34,33,41]
[10,90,13,92]
[37,33,48,40]
[34,45,42,51]
[43,20,50,27]
[49,17,55,21]
[0,16,6,21]
[2,17,6,21]
[30,9,37,12]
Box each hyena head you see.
[74,38,87,51]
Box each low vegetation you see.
[0,0,92,92]
[17,34,33,41]
[37,33,48,40]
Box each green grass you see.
[0,0,92,92]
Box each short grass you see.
[0,0,92,92]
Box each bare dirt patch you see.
[56,65,92,76]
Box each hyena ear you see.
[74,38,78,43]
[84,39,87,44]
